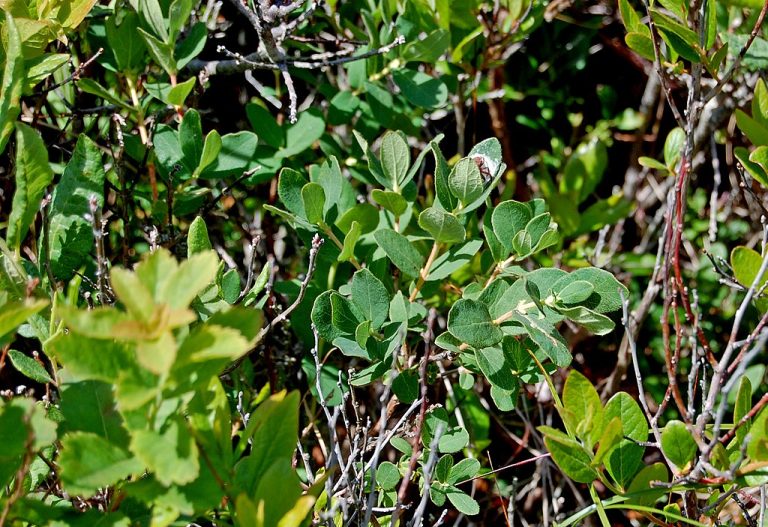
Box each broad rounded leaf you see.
[604,392,649,443]
[448,157,483,205]
[374,229,424,278]
[376,461,400,490]
[59,432,142,498]
[301,182,326,224]
[351,268,389,329]
[660,420,697,470]
[448,299,503,348]
[418,207,466,243]
[380,131,410,190]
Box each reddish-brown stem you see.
[671,160,716,368]
[727,309,768,375]
[392,310,437,522]
[719,392,768,446]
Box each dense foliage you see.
[1,0,768,525]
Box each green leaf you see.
[731,245,768,312]
[448,157,484,206]
[351,268,389,329]
[750,146,768,185]
[203,131,259,178]
[448,299,503,349]
[77,78,131,109]
[179,108,203,169]
[166,77,195,106]
[540,426,598,483]
[435,455,454,483]
[626,463,669,506]
[138,27,177,76]
[138,0,168,39]
[625,32,656,61]
[562,138,607,203]
[0,13,23,155]
[58,0,98,30]
[301,182,326,224]
[638,156,668,171]
[491,200,532,253]
[59,380,130,447]
[512,311,572,366]
[379,131,410,190]
[311,291,341,342]
[371,189,408,216]
[557,305,615,335]
[618,0,643,32]
[49,333,134,383]
[403,29,450,62]
[736,109,768,146]
[391,369,418,403]
[160,250,219,310]
[173,324,250,383]
[235,391,300,495]
[753,79,768,128]
[176,22,207,69]
[7,123,53,250]
[604,392,649,443]
[733,376,753,446]
[106,11,146,72]
[330,293,363,335]
[194,130,222,177]
[605,439,644,488]
[278,168,308,218]
[651,9,701,63]
[448,458,480,485]
[246,103,284,149]
[280,109,324,158]
[391,69,448,109]
[476,346,518,391]
[328,90,360,125]
[8,350,52,383]
[0,399,54,488]
[373,229,424,278]
[427,239,483,280]
[418,207,465,243]
[338,221,362,263]
[0,298,47,340]
[724,33,768,71]
[168,0,193,41]
[660,420,697,470]
[110,267,155,323]
[490,384,518,411]
[747,408,768,461]
[593,417,623,466]
[569,267,628,314]
[25,52,69,90]
[555,280,594,304]
[221,268,241,304]
[446,487,479,515]
[130,416,200,486]
[664,127,685,169]
[59,432,142,498]
[376,461,400,490]
[47,135,106,280]
[0,403,27,487]
[336,203,379,234]
[187,216,213,257]
[563,370,603,446]
[432,141,457,211]
[439,427,470,454]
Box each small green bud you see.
[187,216,212,258]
